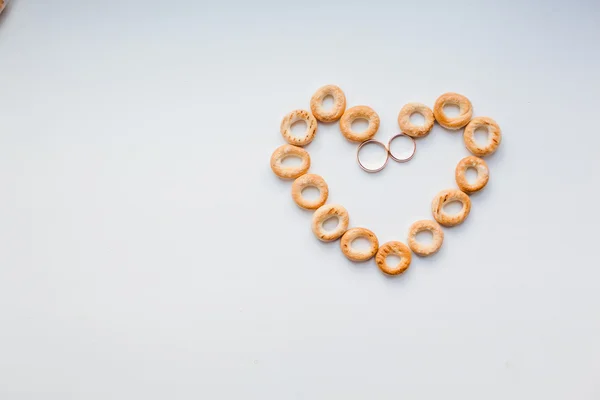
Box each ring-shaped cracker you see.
[291,174,329,210]
[270,144,310,179]
[340,227,379,262]
[339,106,380,142]
[431,189,471,227]
[310,85,346,123]
[407,220,444,256]
[375,241,412,275]
[463,117,502,157]
[397,102,435,138]
[433,92,473,130]
[280,109,318,146]
[311,204,349,242]
[455,156,489,193]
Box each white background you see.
[1,0,599,399]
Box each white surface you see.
[1,0,599,399]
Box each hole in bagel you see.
[301,186,320,201]
[443,201,464,215]
[322,95,334,111]
[443,104,460,117]
[409,112,425,126]
[351,237,371,252]
[386,255,402,268]
[415,230,433,245]
[322,216,339,232]
[465,167,478,184]
[474,127,489,147]
[290,120,308,138]
[280,156,302,167]
[351,118,369,133]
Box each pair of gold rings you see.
[356,134,416,173]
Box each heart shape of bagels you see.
[270,85,502,276]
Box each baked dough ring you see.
[455,156,489,193]
[340,227,379,262]
[291,174,329,210]
[431,189,471,227]
[311,204,349,242]
[463,117,501,157]
[397,102,435,138]
[339,106,380,142]
[433,92,473,130]
[407,220,444,256]
[270,144,310,179]
[375,241,412,275]
[310,85,346,123]
[280,109,318,147]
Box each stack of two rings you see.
[356,134,416,173]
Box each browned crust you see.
[280,109,318,147]
[455,156,489,193]
[375,241,412,275]
[463,116,501,157]
[433,92,473,130]
[397,102,435,138]
[270,144,310,179]
[339,106,380,142]
[340,227,379,262]
[431,189,471,227]
[407,220,444,256]
[311,204,349,242]
[291,174,329,210]
[310,85,346,123]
